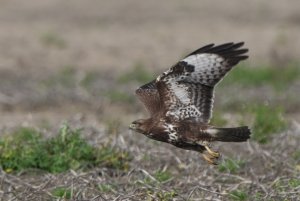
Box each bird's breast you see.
[161,122,180,143]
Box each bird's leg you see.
[197,141,220,158]
[197,141,220,165]
[204,145,220,158]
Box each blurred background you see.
[0,0,299,128]
[0,0,299,200]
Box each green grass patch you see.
[142,170,173,185]
[218,158,245,174]
[98,183,116,193]
[273,179,285,192]
[51,187,72,199]
[273,178,300,193]
[118,62,155,84]
[228,190,248,201]
[146,190,177,201]
[251,105,286,144]
[95,144,131,171]
[0,124,131,173]
[156,190,178,201]
[153,170,173,183]
[288,178,300,188]
[253,192,263,201]
[222,63,300,90]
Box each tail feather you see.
[207,126,251,142]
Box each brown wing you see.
[156,42,248,123]
[135,80,161,116]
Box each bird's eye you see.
[130,123,137,129]
[132,121,140,126]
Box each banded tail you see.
[207,126,251,142]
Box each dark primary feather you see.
[135,80,161,116]
[187,42,247,55]
[186,42,248,66]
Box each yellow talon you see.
[202,153,218,165]
[205,145,220,158]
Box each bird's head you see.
[129,119,149,134]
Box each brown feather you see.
[135,80,161,116]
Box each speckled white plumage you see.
[181,53,229,86]
[158,52,230,123]
[164,123,178,143]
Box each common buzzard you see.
[130,42,251,165]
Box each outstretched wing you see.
[135,80,161,116]
[156,42,248,123]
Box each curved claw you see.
[197,140,221,165]
[202,153,219,165]
[205,146,220,158]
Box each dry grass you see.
[0,61,299,201]
[0,121,299,200]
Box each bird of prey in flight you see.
[130,42,251,165]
